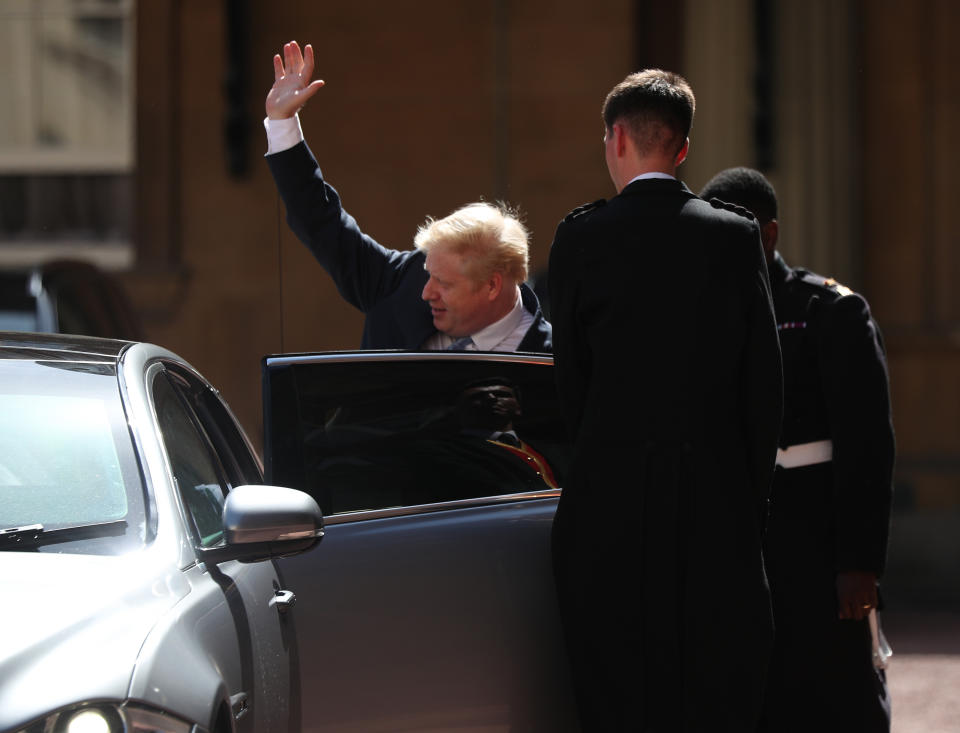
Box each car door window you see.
[263,357,569,516]
[163,363,263,488]
[152,372,228,547]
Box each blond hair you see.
[414,202,529,285]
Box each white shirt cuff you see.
[264,114,304,155]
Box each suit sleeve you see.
[548,221,589,440]
[817,293,894,575]
[740,228,783,524]
[267,141,414,312]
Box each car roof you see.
[0,331,129,361]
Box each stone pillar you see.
[773,0,860,286]
[682,0,859,286]
[680,0,756,195]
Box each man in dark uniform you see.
[262,41,551,352]
[548,71,783,731]
[701,167,894,732]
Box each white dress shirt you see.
[625,171,676,186]
[264,115,304,155]
[421,289,533,351]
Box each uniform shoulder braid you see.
[563,199,607,223]
[793,267,855,298]
[707,197,756,221]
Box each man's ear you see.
[675,137,690,167]
[614,122,628,157]
[762,219,779,259]
[486,271,503,300]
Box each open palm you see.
[266,41,325,119]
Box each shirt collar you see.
[625,171,676,186]
[470,288,525,351]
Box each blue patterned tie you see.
[446,336,474,351]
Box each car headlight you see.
[15,702,204,733]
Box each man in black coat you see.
[701,167,894,732]
[263,41,551,352]
[548,71,783,731]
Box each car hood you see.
[0,550,190,729]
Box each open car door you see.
[264,352,579,732]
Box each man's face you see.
[421,247,497,338]
[457,383,521,430]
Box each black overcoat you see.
[548,178,783,731]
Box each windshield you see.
[0,359,147,554]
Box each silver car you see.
[1,336,577,732]
[0,333,322,733]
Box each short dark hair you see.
[700,167,778,224]
[602,69,695,157]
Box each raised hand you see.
[265,41,325,120]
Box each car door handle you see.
[230,692,249,721]
[269,589,296,613]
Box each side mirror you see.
[198,485,323,564]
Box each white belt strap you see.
[776,439,833,469]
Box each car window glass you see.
[2,393,128,518]
[264,359,569,515]
[152,372,227,548]
[164,363,263,487]
[0,359,146,555]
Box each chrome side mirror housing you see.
[199,485,323,564]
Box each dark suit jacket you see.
[267,142,552,352]
[548,178,783,731]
